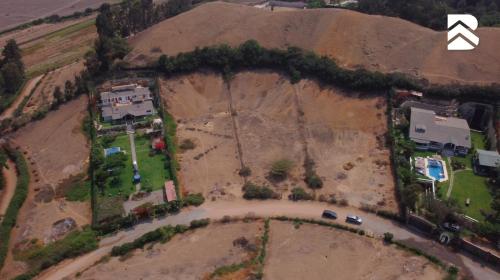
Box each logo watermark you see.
[447,14,479,50]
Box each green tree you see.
[53,86,64,108]
[1,39,24,71]
[0,63,24,94]
[64,80,75,100]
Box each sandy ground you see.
[0,0,112,31]
[264,220,445,280]
[128,2,500,85]
[160,72,244,199]
[161,71,396,210]
[0,160,17,217]
[76,221,263,280]
[0,96,91,279]
[23,61,84,115]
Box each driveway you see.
[37,200,499,280]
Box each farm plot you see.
[0,96,91,279]
[77,221,263,280]
[161,71,395,210]
[264,220,445,280]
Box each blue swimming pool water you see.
[427,160,444,180]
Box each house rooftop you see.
[476,149,500,168]
[409,107,471,148]
[102,100,154,120]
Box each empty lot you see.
[161,71,396,211]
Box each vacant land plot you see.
[264,220,444,280]
[0,0,112,31]
[23,61,85,115]
[77,221,263,279]
[0,96,91,279]
[161,71,396,210]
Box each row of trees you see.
[0,40,25,100]
[156,40,500,100]
[357,0,500,29]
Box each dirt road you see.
[37,200,499,280]
[0,160,17,216]
[0,74,43,121]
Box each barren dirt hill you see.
[127,2,500,85]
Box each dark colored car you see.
[346,215,363,225]
[322,210,337,220]
[443,222,460,233]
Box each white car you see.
[346,215,362,225]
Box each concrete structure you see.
[100,84,155,122]
[164,181,177,202]
[409,107,471,156]
[473,149,500,175]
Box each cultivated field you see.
[264,220,444,280]
[128,2,500,85]
[0,0,113,32]
[0,96,91,279]
[161,71,396,210]
[77,221,263,279]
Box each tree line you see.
[357,0,500,29]
[154,40,500,101]
[0,39,25,112]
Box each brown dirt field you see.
[161,71,396,210]
[0,96,91,279]
[264,220,445,280]
[0,74,43,121]
[0,0,112,31]
[128,2,500,85]
[76,221,263,280]
[23,61,85,115]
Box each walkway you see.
[37,200,499,280]
[126,123,141,193]
[0,160,17,217]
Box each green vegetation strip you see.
[0,146,30,269]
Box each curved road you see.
[37,200,499,280]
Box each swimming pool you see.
[427,159,445,181]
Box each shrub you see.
[190,218,210,229]
[242,182,279,200]
[238,166,251,177]
[179,138,195,150]
[288,187,313,201]
[450,159,465,171]
[183,193,205,206]
[338,198,349,206]
[305,171,323,189]
[383,232,394,243]
[270,159,293,180]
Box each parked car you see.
[442,222,460,233]
[346,215,362,225]
[322,210,337,220]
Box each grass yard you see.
[104,134,135,197]
[135,134,167,191]
[450,170,492,221]
[471,131,486,150]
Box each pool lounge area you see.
[414,156,449,182]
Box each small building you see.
[164,181,177,202]
[473,149,500,176]
[100,84,155,122]
[409,107,471,156]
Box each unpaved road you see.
[0,160,17,216]
[0,74,43,121]
[37,200,499,280]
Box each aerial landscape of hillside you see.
[0,1,499,280]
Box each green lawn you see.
[471,131,486,150]
[135,134,167,191]
[450,170,492,221]
[104,134,135,197]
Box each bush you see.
[190,218,210,229]
[179,138,195,150]
[183,193,205,206]
[288,187,313,201]
[238,166,251,177]
[383,232,394,243]
[450,159,465,171]
[242,182,279,200]
[305,171,323,189]
[270,159,293,180]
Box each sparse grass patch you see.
[270,159,293,180]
